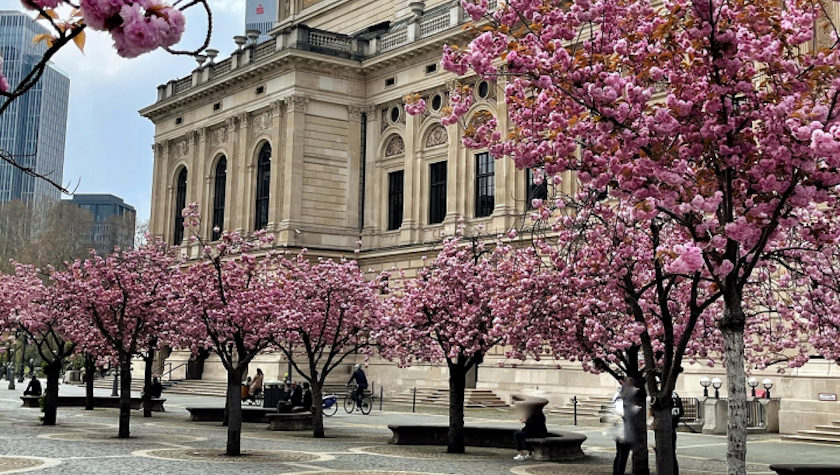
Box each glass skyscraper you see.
[0,10,70,205]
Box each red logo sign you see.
[256,4,264,14]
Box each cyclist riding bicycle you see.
[347,364,368,409]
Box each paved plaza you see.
[0,385,839,474]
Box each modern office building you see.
[0,11,70,205]
[65,194,137,254]
[245,0,277,42]
[141,0,840,434]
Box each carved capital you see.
[237,112,250,128]
[225,116,239,132]
[271,100,284,116]
[284,94,309,113]
[348,104,365,122]
[197,127,207,142]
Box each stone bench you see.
[20,395,165,412]
[387,424,586,461]
[266,412,313,431]
[186,406,276,423]
[770,465,840,475]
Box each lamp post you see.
[7,349,14,390]
[699,376,711,398]
[711,377,722,399]
[747,377,759,398]
[762,378,773,399]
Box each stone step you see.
[796,430,840,440]
[781,434,840,445]
[814,425,840,433]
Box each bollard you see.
[7,367,14,390]
[573,395,578,426]
[111,372,119,397]
[379,386,383,411]
[412,387,416,413]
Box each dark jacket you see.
[291,386,303,406]
[150,381,163,399]
[522,410,547,437]
[348,369,368,387]
[302,389,312,410]
[24,378,42,396]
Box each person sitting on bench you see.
[23,374,42,397]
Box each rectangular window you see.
[526,168,548,209]
[475,152,495,217]
[387,170,404,231]
[429,161,447,225]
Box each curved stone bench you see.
[387,424,586,461]
[266,412,313,431]
[20,395,165,411]
[770,465,840,475]
[186,406,275,423]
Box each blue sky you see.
[1,0,247,222]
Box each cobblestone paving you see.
[0,387,837,474]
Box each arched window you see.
[212,157,226,241]
[173,167,187,245]
[254,143,271,230]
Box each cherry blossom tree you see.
[380,230,512,454]
[495,201,724,474]
[51,239,179,438]
[175,204,278,456]
[0,265,77,426]
[270,254,387,438]
[0,0,208,191]
[432,1,840,471]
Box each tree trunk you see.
[652,406,676,475]
[723,323,747,475]
[142,351,153,418]
[84,354,95,411]
[311,379,325,438]
[628,382,650,475]
[42,361,61,426]
[225,366,243,456]
[118,354,132,438]
[447,363,467,454]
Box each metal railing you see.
[160,362,188,382]
[680,397,701,423]
[746,399,766,428]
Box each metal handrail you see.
[160,362,188,382]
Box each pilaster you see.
[362,106,380,234]
[281,95,309,236]
[346,105,365,230]
[268,100,285,231]
[401,110,419,242]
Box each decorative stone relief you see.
[197,128,207,142]
[175,138,189,157]
[381,108,389,132]
[271,100,284,117]
[251,109,273,137]
[236,112,250,129]
[384,135,405,157]
[209,126,228,147]
[425,125,447,148]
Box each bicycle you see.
[323,394,339,416]
[343,383,372,414]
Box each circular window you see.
[389,106,401,124]
[431,93,443,112]
[476,80,490,100]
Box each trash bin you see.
[263,382,283,409]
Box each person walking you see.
[248,368,264,404]
[347,364,368,409]
[513,403,548,461]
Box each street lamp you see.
[747,377,759,398]
[711,377,723,399]
[699,376,711,397]
[762,378,773,399]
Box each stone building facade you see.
[141,0,840,433]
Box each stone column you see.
[346,105,365,230]
[149,142,166,240]
[234,112,251,232]
[281,95,309,242]
[269,100,285,232]
[362,106,380,234]
[195,127,211,240]
[444,121,461,226]
[401,110,419,241]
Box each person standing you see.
[671,392,684,474]
[608,385,631,475]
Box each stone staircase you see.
[387,387,508,408]
[83,378,350,399]
[549,395,613,418]
[781,420,840,445]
